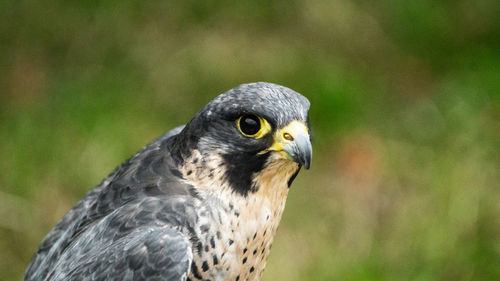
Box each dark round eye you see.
[238,114,261,136]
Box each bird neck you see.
[182,151,299,281]
[180,148,299,246]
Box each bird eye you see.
[237,115,271,138]
[239,115,261,135]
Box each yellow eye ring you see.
[237,115,272,138]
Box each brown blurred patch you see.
[6,53,48,107]
[0,191,31,233]
[456,0,499,39]
[317,132,386,261]
[385,55,435,100]
[32,182,76,236]
[335,132,383,189]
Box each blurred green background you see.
[1,0,499,280]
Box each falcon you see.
[23,82,312,281]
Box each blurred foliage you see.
[1,0,499,280]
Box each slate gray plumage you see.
[23,82,312,281]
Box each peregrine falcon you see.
[23,82,312,281]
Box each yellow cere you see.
[262,120,309,158]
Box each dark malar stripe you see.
[222,152,270,196]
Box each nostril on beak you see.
[283,132,294,141]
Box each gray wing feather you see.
[23,125,198,281]
[50,227,192,281]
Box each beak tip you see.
[303,157,311,170]
[295,144,312,170]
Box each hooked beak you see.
[266,120,312,169]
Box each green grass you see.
[1,0,499,280]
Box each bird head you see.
[170,82,312,196]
